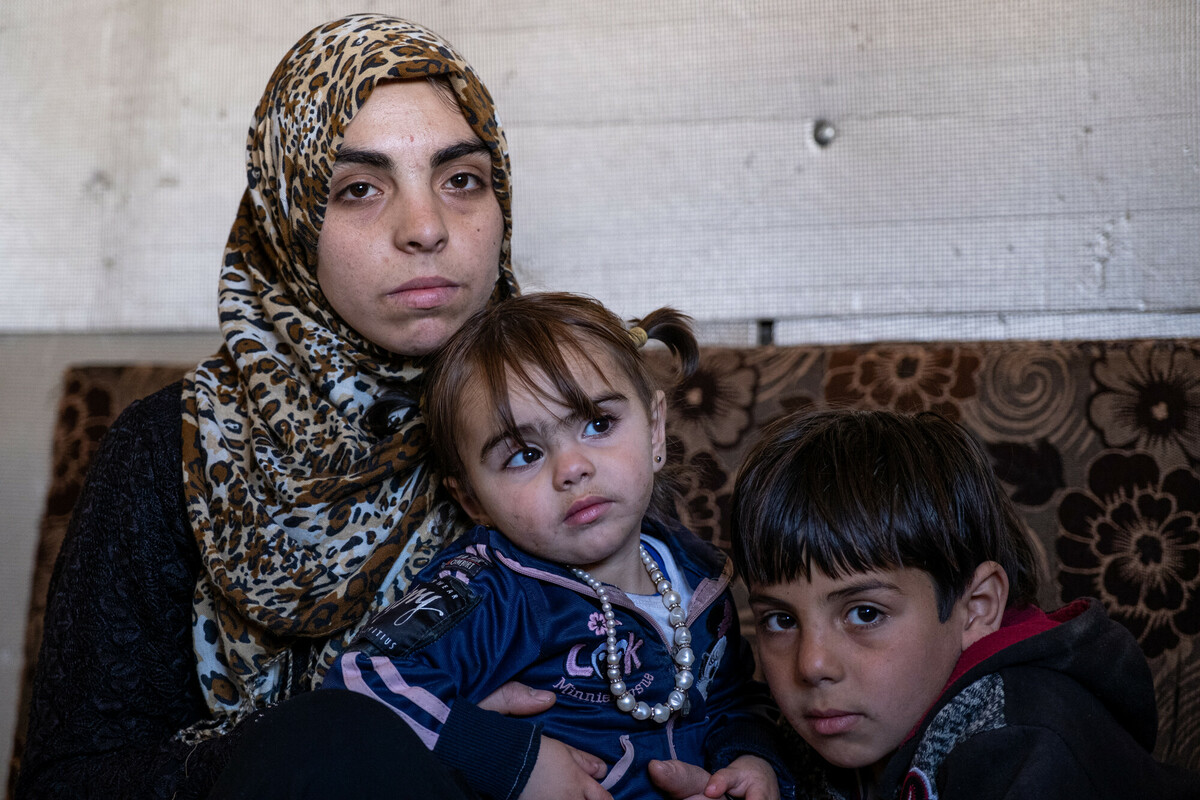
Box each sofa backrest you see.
[660,340,1199,770]
[10,339,1200,794]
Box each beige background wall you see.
[1,0,1197,786]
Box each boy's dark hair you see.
[731,408,1040,621]
[424,292,698,528]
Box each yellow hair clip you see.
[628,326,649,348]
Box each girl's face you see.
[446,349,668,592]
[316,80,504,356]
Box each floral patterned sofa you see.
[9,338,1200,794]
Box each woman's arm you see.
[15,384,238,800]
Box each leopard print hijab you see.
[180,15,516,727]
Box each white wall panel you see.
[1,0,1197,339]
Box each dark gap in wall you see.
[757,319,775,346]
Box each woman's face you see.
[316,80,504,357]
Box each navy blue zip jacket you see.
[323,520,789,800]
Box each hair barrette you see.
[628,326,648,348]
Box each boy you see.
[730,408,1200,799]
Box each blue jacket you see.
[324,520,787,800]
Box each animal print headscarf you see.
[180,14,516,729]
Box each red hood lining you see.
[902,598,1091,744]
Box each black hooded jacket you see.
[873,598,1200,799]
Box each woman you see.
[16,15,526,798]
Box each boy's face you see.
[447,349,667,588]
[749,566,970,774]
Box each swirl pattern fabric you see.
[180,15,516,722]
[18,339,1200,784]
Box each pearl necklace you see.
[571,544,695,724]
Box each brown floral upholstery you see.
[11,340,1200,793]
[661,340,1200,770]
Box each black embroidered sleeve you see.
[15,384,241,800]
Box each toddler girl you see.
[324,292,787,800]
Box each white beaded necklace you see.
[571,544,695,724]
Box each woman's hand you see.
[478,681,557,716]
[519,735,611,800]
[481,685,611,799]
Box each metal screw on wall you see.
[812,119,836,148]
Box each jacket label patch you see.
[435,550,491,584]
[357,575,479,657]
